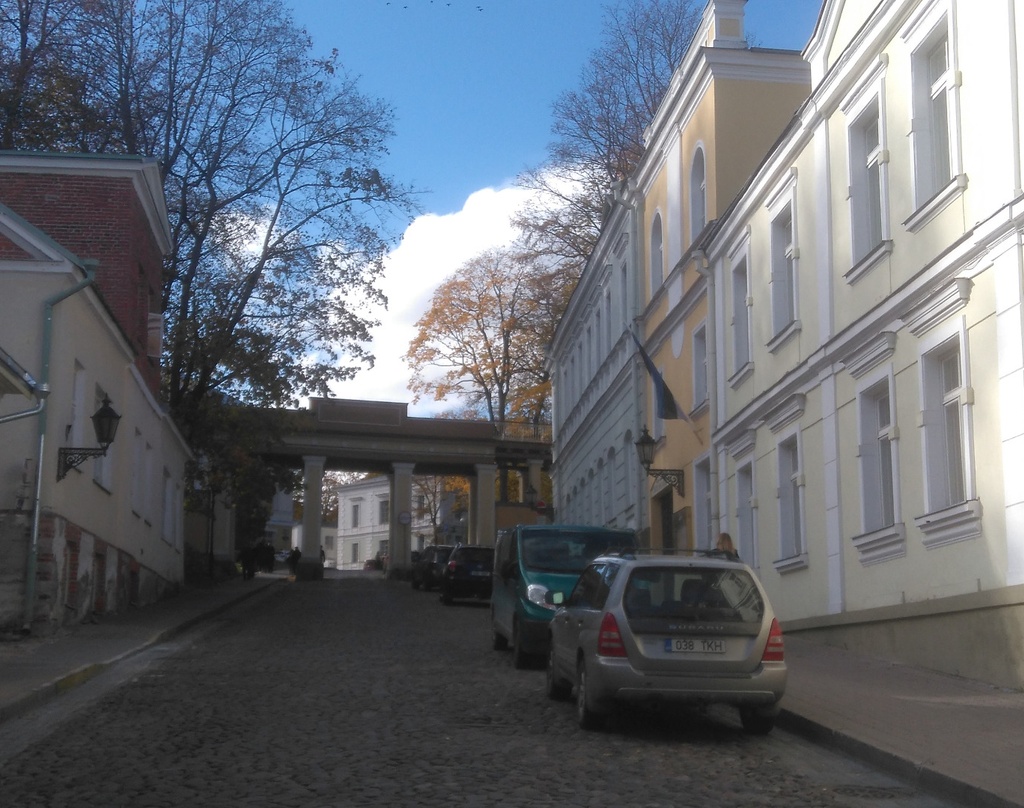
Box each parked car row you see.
[410,524,787,735]
[410,543,494,605]
[488,524,787,735]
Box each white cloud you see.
[329,184,534,416]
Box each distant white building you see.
[291,475,456,570]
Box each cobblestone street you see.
[0,573,960,808]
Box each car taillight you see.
[447,560,457,572]
[761,618,784,662]
[597,612,627,658]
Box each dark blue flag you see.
[631,331,684,421]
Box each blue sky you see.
[290,0,823,216]
[285,0,825,413]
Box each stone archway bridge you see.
[264,397,551,580]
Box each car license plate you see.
[471,570,489,577]
[665,637,726,654]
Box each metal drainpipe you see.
[22,263,96,633]
[0,389,47,425]
[693,250,720,538]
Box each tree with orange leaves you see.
[405,244,564,426]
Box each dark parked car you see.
[440,544,495,605]
[410,544,454,591]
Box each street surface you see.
[0,572,963,808]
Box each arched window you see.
[690,148,706,242]
[650,213,664,291]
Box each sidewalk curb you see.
[0,578,284,727]
[777,709,1023,808]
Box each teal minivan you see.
[490,524,637,668]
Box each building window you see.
[770,206,796,336]
[650,213,664,291]
[777,435,803,559]
[351,502,360,529]
[921,339,967,511]
[378,498,390,525]
[131,429,145,515]
[350,542,359,564]
[731,257,751,374]
[859,379,897,532]
[735,462,755,565]
[911,26,953,206]
[693,323,708,408]
[850,99,886,263]
[162,469,175,545]
[694,458,712,549]
[91,387,113,489]
[690,148,706,242]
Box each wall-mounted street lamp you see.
[635,426,685,496]
[57,396,121,481]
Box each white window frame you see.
[650,212,665,292]
[843,66,891,276]
[858,374,899,532]
[914,322,982,547]
[730,249,752,382]
[693,456,712,549]
[692,321,708,410]
[734,460,757,568]
[690,146,707,243]
[770,206,796,337]
[919,331,971,509]
[902,2,964,224]
[765,171,800,350]
[774,430,808,572]
[91,386,114,490]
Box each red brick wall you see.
[0,173,164,395]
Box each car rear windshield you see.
[623,567,764,624]
[521,531,636,574]
[455,547,494,564]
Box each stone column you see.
[471,463,497,546]
[526,459,544,502]
[297,455,325,580]
[389,462,415,579]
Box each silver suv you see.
[545,552,786,734]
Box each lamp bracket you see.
[57,447,108,481]
[646,467,685,497]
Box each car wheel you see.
[739,708,775,735]
[575,659,603,730]
[546,646,571,701]
[511,621,530,669]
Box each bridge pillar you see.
[297,455,326,580]
[389,462,415,578]
[526,459,544,503]
[470,463,497,546]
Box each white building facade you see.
[551,0,1024,689]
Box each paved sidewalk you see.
[1,575,1021,808]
